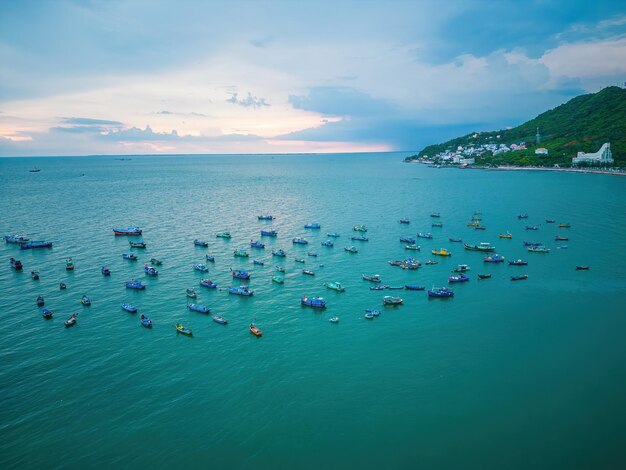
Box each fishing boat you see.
[186,288,197,298]
[295,258,305,263]
[400,236,416,244]
[388,286,404,290]
[304,223,321,229]
[292,237,309,245]
[205,255,215,262]
[272,275,284,284]
[212,315,228,325]
[10,257,23,270]
[4,234,30,244]
[484,254,505,263]
[232,269,250,280]
[261,230,278,237]
[126,279,146,290]
[59,282,66,290]
[324,281,345,292]
[327,232,340,238]
[399,219,410,224]
[233,249,249,257]
[187,303,210,313]
[321,240,334,247]
[362,274,382,283]
[329,317,339,323]
[467,221,479,227]
[449,238,463,243]
[249,323,262,336]
[216,232,232,239]
[36,295,45,307]
[404,244,421,251]
[508,259,528,266]
[150,258,162,266]
[307,252,318,257]
[31,271,40,280]
[448,274,470,283]
[253,260,264,266]
[546,219,555,223]
[511,275,528,281]
[428,287,454,298]
[258,215,275,220]
[350,235,369,241]
[523,241,542,247]
[425,260,438,265]
[471,216,482,221]
[121,303,138,313]
[275,266,286,272]
[193,240,209,247]
[525,225,539,231]
[517,214,528,219]
[558,223,571,228]
[122,252,138,260]
[175,323,192,336]
[366,309,381,316]
[302,269,315,276]
[499,232,512,239]
[431,248,451,257]
[555,236,569,241]
[364,312,376,319]
[464,242,495,252]
[301,296,327,308]
[65,313,77,327]
[558,245,568,250]
[81,295,91,306]
[404,285,425,291]
[353,225,367,232]
[474,225,487,230]
[432,222,443,228]
[140,314,152,328]
[576,265,590,270]
[272,249,287,257]
[344,246,358,253]
[20,241,53,250]
[193,263,209,272]
[417,232,433,239]
[383,296,403,305]
[143,264,158,276]
[129,241,146,248]
[101,266,111,276]
[228,285,253,296]
[370,285,387,291]
[388,260,403,267]
[477,274,492,280]
[452,264,470,273]
[430,212,441,218]
[200,279,218,288]
[250,240,265,249]
[113,226,142,236]
[41,308,53,319]
[527,245,550,253]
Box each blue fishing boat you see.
[41,308,53,319]
[143,264,158,276]
[193,263,209,272]
[366,309,381,316]
[508,259,528,266]
[428,287,454,298]
[250,240,265,249]
[199,279,218,288]
[301,296,327,308]
[253,260,264,265]
[121,303,138,313]
[258,215,275,220]
[511,274,529,281]
[417,232,433,239]
[326,232,340,238]
[404,285,425,291]
[525,225,539,231]
[194,239,209,247]
[430,212,441,218]
[364,312,375,319]
[272,249,287,257]
[212,315,228,325]
[261,230,278,237]
[228,285,253,296]
[140,314,152,328]
[37,295,45,307]
[523,241,542,247]
[101,266,111,276]
[292,237,309,245]
[81,295,91,306]
[122,252,137,260]
[10,257,23,270]
[400,237,416,244]
[129,241,146,248]
[4,234,30,244]
[20,240,52,249]
[517,214,528,219]
[113,226,142,236]
[205,255,215,262]
[125,279,145,290]
[448,274,470,283]
[528,245,550,253]
[350,235,369,241]
[432,222,443,228]
[187,303,210,313]
[321,240,334,247]
[232,269,250,280]
[304,223,321,229]
[484,254,505,263]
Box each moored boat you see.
[326,232,340,238]
[4,234,30,244]
[129,241,146,248]
[125,279,146,289]
[525,225,539,231]
[353,225,367,232]
[150,257,162,266]
[448,274,470,283]
[344,246,358,253]
[121,303,138,313]
[558,223,571,228]
[511,274,528,281]
[425,260,438,265]
[430,212,441,218]
[140,314,153,328]
[417,232,433,239]
[233,249,249,257]
[249,323,262,336]
[499,232,512,239]
[449,238,463,243]
[555,236,569,241]
[295,258,305,263]
[175,323,192,336]
[428,287,454,298]
[364,312,375,319]
[186,288,197,298]
[187,303,210,313]
[304,223,321,229]
[65,313,77,327]
[275,266,285,272]
[59,282,67,289]
[464,242,495,252]
[228,285,253,296]
[292,237,309,245]
[527,245,550,253]
[508,259,528,266]
[81,294,91,306]
[193,263,209,272]
[477,274,491,280]
[484,254,505,263]
[10,257,23,270]
[399,219,410,224]
[576,265,590,270]
[36,295,45,307]
[301,296,327,308]
[400,236,416,244]
[324,281,345,292]
[212,315,228,325]
[404,285,425,291]
[321,240,334,247]
[302,269,315,276]
[101,266,111,276]
[261,230,278,237]
[258,215,275,220]
[232,269,250,280]
[362,274,382,283]
[432,222,443,228]
[253,260,264,265]
[41,308,53,319]
[216,232,232,239]
[206,255,215,262]
[272,249,287,257]
[350,235,369,241]
[272,275,284,284]
[431,248,451,257]
[31,271,40,280]
[194,239,209,247]
[113,226,142,236]
[250,240,265,249]
[329,317,339,323]
[20,241,52,250]
[452,264,470,273]
[199,279,218,288]
[523,241,542,247]
[122,252,138,260]
[143,264,158,276]
[382,296,403,305]
[517,214,528,219]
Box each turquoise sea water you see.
[1,153,626,469]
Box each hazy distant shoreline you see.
[481,166,626,177]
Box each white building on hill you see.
[572,143,613,165]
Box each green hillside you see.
[406,86,626,166]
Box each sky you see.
[0,0,625,156]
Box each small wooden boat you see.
[511,275,528,281]
[329,317,339,323]
[186,288,197,298]
[527,245,550,253]
[449,238,462,243]
[212,315,228,325]
[122,252,138,260]
[59,282,67,290]
[187,303,210,313]
[41,308,53,319]
[362,274,382,283]
[121,303,137,313]
[295,258,305,263]
[464,242,495,252]
[31,271,40,280]
[321,240,334,247]
[5,234,30,244]
[81,295,91,306]
[36,295,45,307]
[555,236,569,241]
[216,232,232,239]
[193,263,209,272]
[253,260,264,266]
[382,296,403,305]
[125,279,146,289]
[404,285,425,291]
[272,249,287,257]
[499,232,512,239]
[305,223,321,229]
[546,219,555,223]
[364,312,375,319]
[143,264,158,276]
[150,258,163,266]
[344,246,358,253]
[508,259,528,266]
[517,214,528,219]
[101,266,111,276]
[558,223,571,228]
[129,241,146,248]
[193,239,209,247]
[366,309,381,316]
[275,266,285,272]
[452,264,470,273]
[175,323,192,336]
[405,244,420,251]
[258,215,275,220]
[302,269,315,276]
[272,275,284,284]
[206,255,215,262]
[10,257,23,270]
[65,313,77,327]
[65,258,74,270]
[353,224,367,232]
[477,274,491,280]
[399,219,410,224]
[233,249,249,258]
[327,232,340,238]
[301,296,327,308]
[140,314,152,328]
[576,265,590,270]
[430,212,441,218]
[324,281,345,292]
[432,222,443,228]
[431,248,451,257]
[425,260,438,265]
[250,323,263,336]
[200,279,218,288]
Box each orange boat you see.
[250,323,263,337]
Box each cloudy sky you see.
[1,0,625,156]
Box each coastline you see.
[481,165,626,177]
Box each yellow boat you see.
[499,232,512,239]
[431,248,451,257]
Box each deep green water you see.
[1,153,626,469]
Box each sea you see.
[1,153,625,469]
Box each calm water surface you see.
[1,153,625,469]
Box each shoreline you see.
[481,166,626,177]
